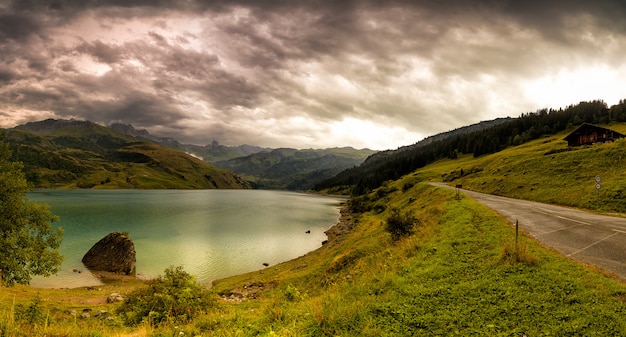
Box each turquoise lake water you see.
[26,189,345,288]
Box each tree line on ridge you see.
[315,99,626,195]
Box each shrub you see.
[284,284,303,302]
[500,240,539,266]
[385,208,418,241]
[116,266,213,326]
[402,182,415,192]
[348,195,371,213]
[16,296,46,325]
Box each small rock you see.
[262,262,269,267]
[292,264,308,270]
[244,281,263,289]
[95,310,108,317]
[107,293,124,303]
[81,312,90,319]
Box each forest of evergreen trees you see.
[315,99,626,195]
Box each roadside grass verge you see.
[284,184,626,336]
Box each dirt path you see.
[431,182,626,281]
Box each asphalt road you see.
[431,182,626,281]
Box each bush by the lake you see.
[116,266,213,326]
[385,207,418,241]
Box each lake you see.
[26,189,345,288]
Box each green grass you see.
[3,125,626,336]
[434,123,626,214]
[198,182,625,336]
[8,125,249,190]
[0,279,146,336]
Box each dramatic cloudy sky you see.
[2,0,626,150]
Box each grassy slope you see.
[2,126,626,336]
[205,184,625,336]
[435,123,626,214]
[7,126,250,190]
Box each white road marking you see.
[555,215,592,226]
[539,223,589,235]
[567,232,620,257]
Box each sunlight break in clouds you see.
[329,118,423,150]
[525,65,626,109]
[1,1,626,149]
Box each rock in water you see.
[82,232,136,275]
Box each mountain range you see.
[215,147,376,190]
[111,123,375,190]
[109,123,270,163]
[3,119,375,191]
[4,119,251,189]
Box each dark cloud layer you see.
[1,0,626,149]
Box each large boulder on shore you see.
[82,232,136,275]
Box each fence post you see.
[515,219,519,257]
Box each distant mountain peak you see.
[110,123,150,138]
[109,122,271,163]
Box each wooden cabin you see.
[563,123,625,147]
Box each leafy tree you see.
[0,131,63,286]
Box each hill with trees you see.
[215,147,376,190]
[316,100,626,195]
[4,119,252,189]
[111,123,376,191]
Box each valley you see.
[2,104,626,336]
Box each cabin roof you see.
[563,123,625,141]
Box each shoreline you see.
[28,197,353,291]
[324,203,355,246]
[217,201,354,301]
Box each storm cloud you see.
[1,0,626,149]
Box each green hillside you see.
[111,122,375,190]
[4,119,252,189]
[317,100,626,195]
[2,120,626,336]
[215,147,376,190]
[434,123,626,214]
